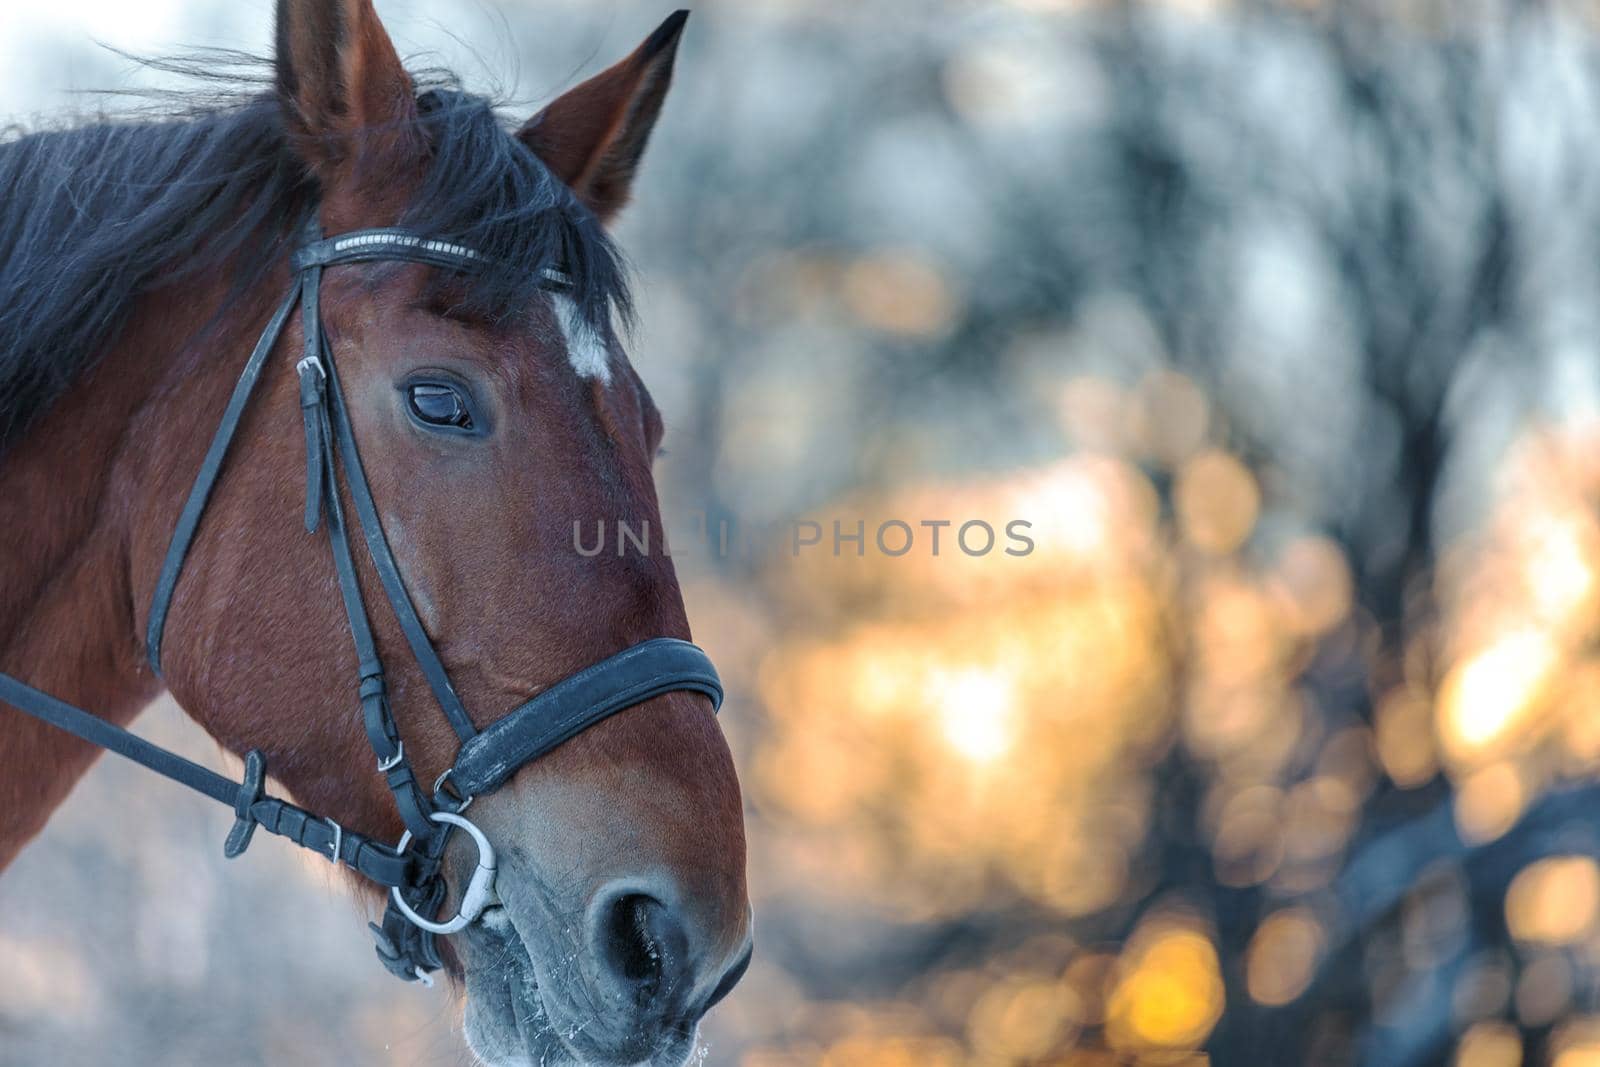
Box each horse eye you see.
[407,383,474,430]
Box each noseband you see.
[0,217,723,984]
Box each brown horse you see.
[0,2,749,1063]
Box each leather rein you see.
[0,217,723,984]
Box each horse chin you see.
[459,906,699,1067]
[460,907,563,1067]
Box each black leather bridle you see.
[0,217,723,984]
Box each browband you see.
[288,227,572,289]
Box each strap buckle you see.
[389,811,498,935]
[295,354,325,381]
[325,817,343,865]
[377,741,405,773]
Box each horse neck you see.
[0,260,268,870]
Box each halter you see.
[0,217,723,984]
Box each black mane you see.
[0,59,628,452]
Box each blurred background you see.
[5,0,1600,1064]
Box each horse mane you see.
[0,53,630,453]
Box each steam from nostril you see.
[601,893,688,1008]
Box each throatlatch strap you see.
[0,674,411,888]
[146,282,303,674]
[0,673,239,806]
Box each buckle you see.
[389,811,498,935]
[295,354,325,381]
[377,741,405,773]
[325,817,343,865]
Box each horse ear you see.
[517,11,688,224]
[274,0,417,174]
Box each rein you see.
[0,217,723,984]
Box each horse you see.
[0,2,750,1064]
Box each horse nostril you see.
[704,941,752,1010]
[600,892,690,1010]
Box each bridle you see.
[0,216,723,984]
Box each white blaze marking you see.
[553,296,612,384]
